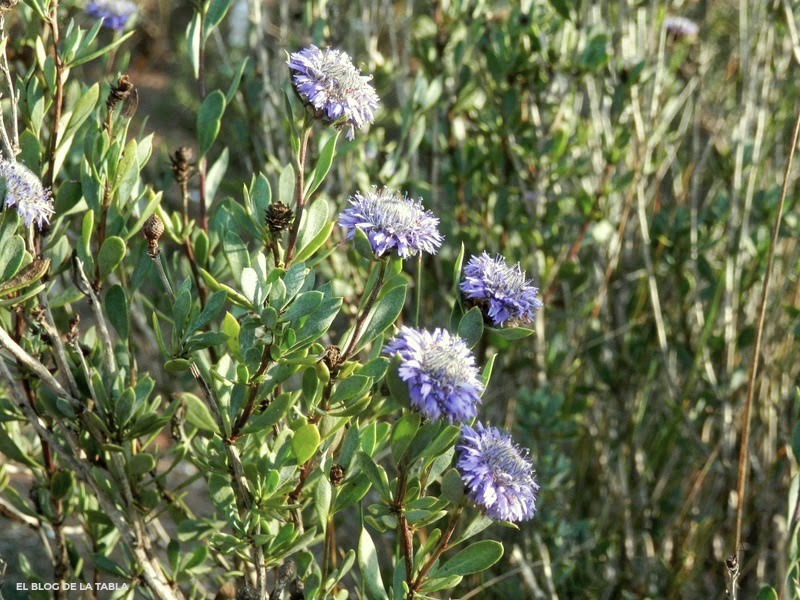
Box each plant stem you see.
[44,0,64,189]
[197,5,208,231]
[414,254,422,327]
[0,360,182,599]
[284,125,313,263]
[409,506,464,597]
[0,14,19,159]
[151,252,176,301]
[393,464,414,585]
[730,99,800,594]
[342,258,387,360]
[231,342,273,438]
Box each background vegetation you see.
[1,0,800,598]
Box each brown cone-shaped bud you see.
[235,585,258,600]
[143,214,165,256]
[265,201,294,234]
[276,557,296,588]
[322,345,342,376]
[67,314,80,344]
[106,75,137,115]
[330,464,345,486]
[170,147,194,184]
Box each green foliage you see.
[0,0,796,599]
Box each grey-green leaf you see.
[435,540,503,578]
[105,284,129,340]
[98,236,126,280]
[457,306,484,349]
[197,90,226,157]
[358,528,389,600]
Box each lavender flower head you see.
[384,327,483,424]
[0,160,54,228]
[460,252,542,327]
[338,188,443,258]
[288,45,380,140]
[457,423,539,522]
[85,0,137,30]
[664,16,699,38]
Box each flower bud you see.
[170,147,194,185]
[330,464,345,486]
[142,214,165,257]
[265,201,294,234]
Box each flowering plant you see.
[0,0,785,598]
[0,2,544,599]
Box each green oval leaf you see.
[436,540,503,578]
[487,326,534,340]
[358,528,388,600]
[203,0,232,40]
[295,198,330,259]
[315,474,332,530]
[165,358,192,373]
[128,453,156,476]
[197,90,226,157]
[457,306,484,349]
[292,423,321,464]
[182,392,218,433]
[756,586,779,600]
[98,236,126,280]
[305,131,339,198]
[353,283,407,355]
[105,284,129,340]
[0,235,25,283]
[391,412,420,464]
[50,470,74,501]
[329,375,372,405]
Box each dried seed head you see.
[265,201,294,234]
[106,74,137,116]
[170,146,194,184]
[330,464,345,486]
[276,557,296,588]
[234,585,258,600]
[67,315,80,344]
[322,345,342,376]
[143,214,165,256]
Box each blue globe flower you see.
[287,45,380,140]
[384,327,483,424]
[457,423,539,522]
[0,160,54,229]
[460,252,542,327]
[338,188,443,259]
[85,0,137,31]
[664,16,699,38]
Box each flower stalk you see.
[342,257,387,360]
[284,123,313,263]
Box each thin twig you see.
[35,293,80,398]
[151,252,176,301]
[730,99,800,589]
[0,360,182,599]
[284,125,313,263]
[409,506,464,596]
[0,326,73,401]
[43,0,64,188]
[342,258,387,360]
[0,15,18,151]
[72,257,116,375]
